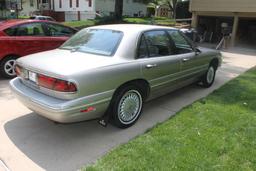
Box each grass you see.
[18,16,30,19]
[63,20,96,28]
[123,17,175,26]
[84,67,256,171]
[63,17,175,28]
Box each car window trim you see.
[135,34,149,59]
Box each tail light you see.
[15,65,21,76]
[15,65,28,79]
[38,74,77,92]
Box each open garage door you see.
[197,16,233,43]
[237,18,256,48]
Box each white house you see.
[1,0,148,21]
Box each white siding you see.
[80,11,95,20]
[95,0,147,17]
[65,11,95,21]
[95,0,115,16]
[65,11,78,21]
[123,0,147,17]
[20,0,38,16]
[54,0,94,12]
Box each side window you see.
[5,23,45,36]
[144,30,172,57]
[4,27,16,36]
[44,23,75,37]
[137,35,148,58]
[167,30,193,54]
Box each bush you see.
[95,16,118,25]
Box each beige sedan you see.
[10,24,222,128]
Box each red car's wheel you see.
[0,56,18,79]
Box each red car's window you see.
[4,27,16,36]
[4,23,46,36]
[44,23,75,37]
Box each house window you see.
[88,0,92,7]
[30,0,34,7]
[59,0,62,8]
[70,0,72,7]
[42,0,48,3]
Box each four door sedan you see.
[0,19,77,78]
[10,24,222,128]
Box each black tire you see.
[0,56,18,79]
[111,85,144,128]
[201,64,216,88]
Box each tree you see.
[166,0,178,19]
[151,0,188,19]
[114,0,123,20]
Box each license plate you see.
[28,71,37,83]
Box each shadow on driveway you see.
[3,83,212,171]
[4,95,177,171]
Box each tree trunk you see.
[167,0,178,19]
[173,0,177,19]
[114,0,123,21]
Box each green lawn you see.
[123,17,175,26]
[63,17,175,28]
[84,68,256,171]
[63,20,96,28]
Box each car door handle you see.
[182,58,190,62]
[145,64,157,69]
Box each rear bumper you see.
[10,78,112,123]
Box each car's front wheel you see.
[0,56,18,79]
[201,65,216,88]
[112,86,144,128]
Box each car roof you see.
[89,24,177,34]
[0,19,59,31]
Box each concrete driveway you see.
[0,49,256,171]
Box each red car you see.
[0,19,77,78]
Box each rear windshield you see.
[60,29,123,56]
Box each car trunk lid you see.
[17,49,121,78]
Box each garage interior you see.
[237,18,256,48]
[196,15,256,48]
[197,16,234,44]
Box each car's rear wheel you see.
[0,56,18,79]
[111,86,144,128]
[201,65,216,88]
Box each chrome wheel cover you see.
[207,66,215,84]
[118,90,142,125]
[4,59,16,76]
